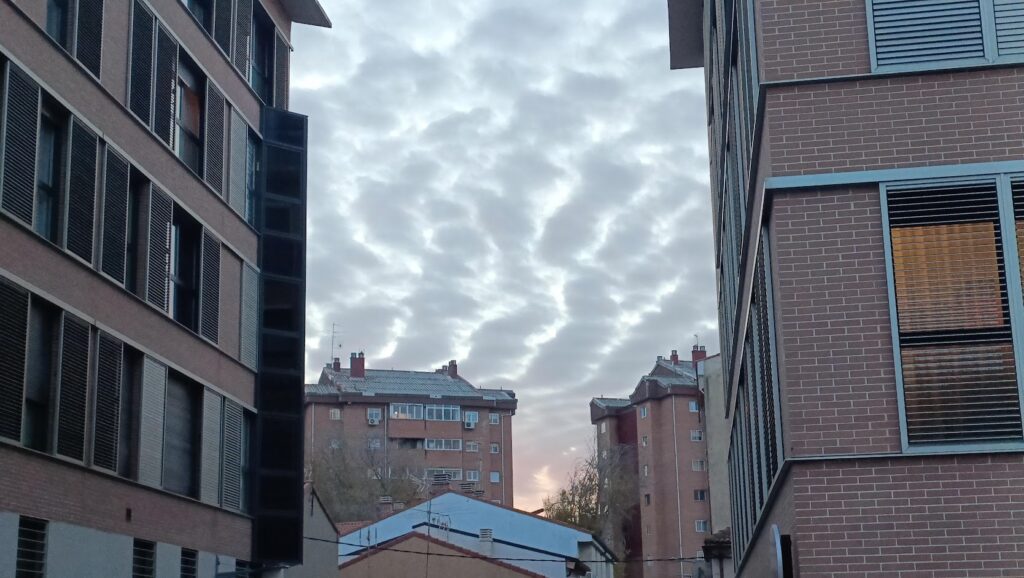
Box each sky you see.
[290,0,716,511]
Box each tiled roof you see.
[307,367,516,400]
[592,397,631,409]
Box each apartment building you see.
[591,347,718,578]
[305,353,517,506]
[669,0,1024,575]
[0,0,327,574]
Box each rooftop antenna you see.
[329,323,344,363]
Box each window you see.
[490,443,500,454]
[425,404,461,421]
[490,471,500,483]
[640,406,648,419]
[132,539,155,578]
[180,548,197,578]
[467,470,480,482]
[329,439,341,449]
[489,412,500,425]
[124,171,148,296]
[170,206,202,331]
[866,0,1024,72]
[689,400,700,413]
[367,438,381,450]
[885,179,1024,444]
[600,421,607,434]
[184,0,212,32]
[46,0,71,49]
[391,403,424,420]
[163,371,201,497]
[16,516,47,578]
[694,489,708,501]
[642,464,649,477]
[329,408,341,420]
[464,410,479,424]
[641,435,649,447]
[644,494,651,506]
[466,441,479,452]
[35,100,66,244]
[695,520,709,533]
[367,407,382,421]
[690,429,704,442]
[426,468,462,481]
[23,298,60,452]
[250,5,274,103]
[692,459,706,471]
[425,439,462,451]
[175,56,204,174]
[245,131,258,223]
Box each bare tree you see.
[310,433,426,523]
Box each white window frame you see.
[489,471,500,483]
[642,464,649,477]
[640,406,648,419]
[490,443,500,454]
[367,407,382,421]
[695,520,709,533]
[641,435,649,447]
[489,412,500,425]
[367,437,381,450]
[689,400,700,413]
[390,403,424,420]
[690,429,704,442]
[466,470,480,482]
[600,421,607,434]
[466,441,479,452]
[464,410,479,424]
[692,459,706,471]
[425,439,462,451]
[425,468,462,481]
[328,408,341,420]
[694,489,707,501]
[425,404,461,421]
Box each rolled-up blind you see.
[146,187,173,312]
[75,0,105,77]
[228,109,248,217]
[995,0,1024,56]
[240,263,259,370]
[101,149,130,284]
[93,332,124,471]
[57,313,91,461]
[888,180,1022,443]
[869,0,985,67]
[129,2,155,125]
[0,279,29,441]
[221,399,243,510]
[138,356,167,487]
[65,118,99,264]
[274,34,289,109]
[233,0,253,75]
[204,85,226,195]
[200,230,221,343]
[213,0,234,56]
[153,24,178,147]
[1,64,40,226]
[200,389,223,505]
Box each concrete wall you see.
[0,512,17,578]
[281,491,338,578]
[46,522,134,578]
[155,542,182,578]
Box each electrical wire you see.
[304,535,707,565]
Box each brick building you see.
[0,0,327,574]
[591,347,719,578]
[305,353,517,506]
[669,0,1024,575]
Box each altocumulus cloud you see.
[291,0,715,510]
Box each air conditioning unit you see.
[464,420,475,429]
[368,417,380,426]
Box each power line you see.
[304,535,707,565]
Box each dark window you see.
[241,411,252,512]
[35,103,67,243]
[185,0,212,33]
[644,494,650,506]
[16,516,47,578]
[175,57,204,175]
[23,298,60,452]
[246,130,258,223]
[132,539,155,578]
[119,346,143,478]
[250,6,274,103]
[180,548,197,578]
[124,172,148,297]
[170,206,202,331]
[45,0,71,49]
[163,372,200,497]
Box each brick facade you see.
[759,0,870,81]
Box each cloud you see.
[292,0,713,511]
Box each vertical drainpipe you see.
[310,402,316,467]
[501,410,507,504]
[672,395,685,578]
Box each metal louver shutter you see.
[995,0,1024,56]
[228,109,248,216]
[200,230,221,343]
[129,2,155,125]
[137,356,167,487]
[153,25,178,147]
[146,187,172,312]
[74,0,104,78]
[221,399,243,510]
[93,332,123,471]
[240,263,259,370]
[204,86,226,195]
[869,0,986,67]
[56,313,90,461]
[753,239,779,481]
[200,389,223,505]
[101,149,130,284]
[887,180,1023,443]
[213,0,233,56]
[65,119,99,263]
[0,279,29,441]
[274,35,289,109]
[1,64,40,226]
[233,0,253,75]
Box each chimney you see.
[351,352,366,378]
[670,350,679,364]
[447,360,458,378]
[692,345,707,363]
[332,357,341,371]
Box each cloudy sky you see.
[290,0,715,510]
